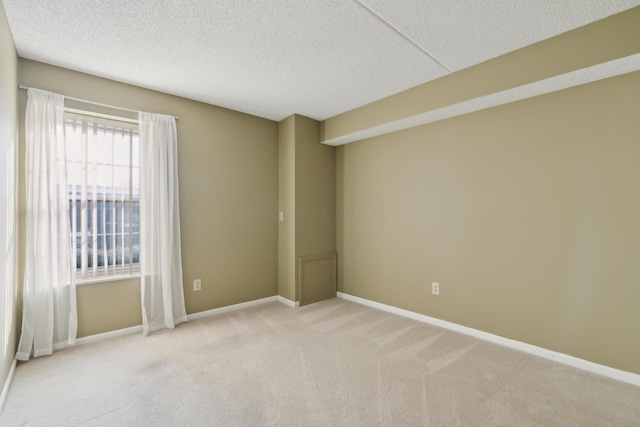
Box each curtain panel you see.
[139,112,187,335]
[16,89,77,360]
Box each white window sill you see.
[76,273,141,286]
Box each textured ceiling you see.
[3,0,639,121]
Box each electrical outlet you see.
[432,282,440,295]
[194,279,202,291]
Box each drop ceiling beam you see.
[321,7,640,146]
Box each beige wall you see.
[294,115,336,299]
[76,279,142,338]
[18,60,279,337]
[295,116,336,257]
[278,115,336,302]
[278,116,296,301]
[336,71,640,374]
[0,1,19,391]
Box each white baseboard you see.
[75,325,144,346]
[337,292,640,387]
[277,295,299,308]
[50,325,144,353]
[0,359,17,413]
[58,296,280,350]
[187,296,278,321]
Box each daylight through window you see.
[65,112,140,280]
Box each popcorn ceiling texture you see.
[3,0,639,121]
[358,0,640,72]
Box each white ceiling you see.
[3,0,639,122]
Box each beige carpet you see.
[1,298,639,426]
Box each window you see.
[65,112,139,280]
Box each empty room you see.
[1,1,639,425]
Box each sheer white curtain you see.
[139,112,187,335]
[16,89,77,360]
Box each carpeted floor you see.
[1,298,639,426]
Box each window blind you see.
[65,113,140,280]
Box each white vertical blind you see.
[65,113,139,280]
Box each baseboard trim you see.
[75,325,144,347]
[49,325,145,353]
[336,292,640,387]
[0,359,17,413]
[277,295,299,308]
[187,296,278,321]
[62,296,281,349]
